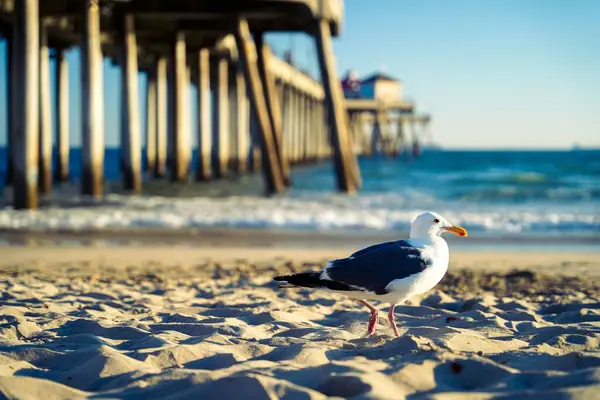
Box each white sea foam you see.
[0,193,598,236]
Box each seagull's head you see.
[410,212,468,240]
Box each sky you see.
[0,0,599,149]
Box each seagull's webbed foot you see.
[388,304,399,337]
[359,300,379,336]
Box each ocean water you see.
[0,147,598,242]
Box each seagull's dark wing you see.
[324,240,433,295]
[348,241,397,259]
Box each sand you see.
[1,245,599,399]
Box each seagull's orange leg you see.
[359,300,379,336]
[388,304,399,337]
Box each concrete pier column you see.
[145,65,157,172]
[248,110,262,173]
[234,18,285,195]
[396,117,405,156]
[5,32,14,186]
[121,14,142,193]
[306,97,314,161]
[13,0,39,208]
[234,63,249,173]
[212,55,229,178]
[38,23,52,194]
[357,113,367,156]
[155,56,167,177]
[296,91,304,163]
[196,48,211,181]
[169,33,190,181]
[289,88,298,164]
[315,99,325,159]
[323,102,332,157]
[55,48,69,182]
[185,65,192,169]
[293,90,302,164]
[255,35,289,185]
[315,19,360,192]
[276,81,288,165]
[301,94,310,163]
[411,120,421,158]
[308,97,317,162]
[81,0,104,197]
[281,84,290,163]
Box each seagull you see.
[273,212,468,337]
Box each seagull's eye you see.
[433,218,440,224]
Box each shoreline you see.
[1,226,599,252]
[2,244,600,279]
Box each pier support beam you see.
[196,48,211,181]
[155,56,167,178]
[316,100,326,159]
[169,33,190,182]
[145,65,157,173]
[234,18,285,195]
[282,84,291,163]
[185,66,192,171]
[396,118,405,156]
[308,97,317,162]
[255,35,290,185]
[212,55,229,178]
[374,110,387,155]
[55,48,69,182]
[13,0,40,209]
[5,32,14,186]
[234,63,249,173]
[315,19,360,192]
[289,88,299,164]
[38,23,52,194]
[81,0,104,197]
[121,14,142,193]
[248,110,262,172]
[411,121,421,158]
[301,94,310,163]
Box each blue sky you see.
[1,0,599,149]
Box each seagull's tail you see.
[273,272,356,291]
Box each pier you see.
[342,71,431,158]
[0,0,430,210]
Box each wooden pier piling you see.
[234,18,285,195]
[145,65,157,173]
[121,14,142,193]
[55,48,69,182]
[248,110,262,173]
[196,48,212,181]
[315,19,360,192]
[397,118,405,156]
[81,0,105,197]
[5,31,14,186]
[234,63,249,173]
[212,54,229,178]
[154,56,167,178]
[38,23,52,194]
[290,88,300,164]
[169,33,190,182]
[13,0,39,209]
[256,36,290,185]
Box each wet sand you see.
[1,243,599,399]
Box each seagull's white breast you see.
[379,237,450,304]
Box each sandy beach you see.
[1,242,600,399]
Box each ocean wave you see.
[0,193,598,236]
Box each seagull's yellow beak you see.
[444,225,468,237]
